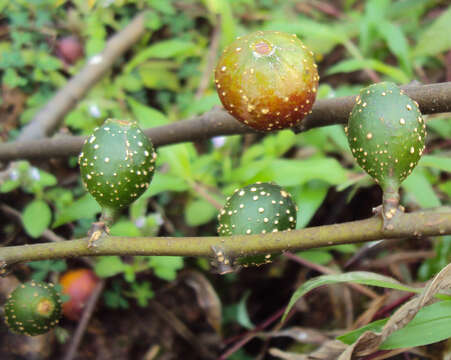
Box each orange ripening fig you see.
[59,269,100,321]
[215,30,319,132]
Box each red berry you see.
[59,269,100,321]
[215,31,319,132]
[56,36,84,65]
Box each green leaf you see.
[103,280,129,309]
[402,169,441,208]
[376,21,411,75]
[384,300,451,349]
[128,281,154,307]
[439,181,451,201]
[126,39,197,72]
[263,18,347,55]
[236,292,254,329]
[326,58,410,83]
[203,0,236,47]
[127,97,169,128]
[142,172,189,198]
[138,62,180,91]
[94,256,125,278]
[294,181,329,228]
[29,260,67,281]
[419,155,451,172]
[230,158,273,183]
[338,301,451,350]
[414,7,451,57]
[223,291,254,330]
[146,0,175,15]
[3,68,27,87]
[283,271,420,322]
[337,318,387,344]
[147,256,184,281]
[269,158,348,187]
[185,198,217,226]
[297,250,333,265]
[22,200,52,238]
[0,179,20,193]
[25,167,57,193]
[109,220,141,237]
[53,194,101,228]
[426,117,451,138]
[418,236,451,281]
[158,143,195,180]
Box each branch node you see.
[209,245,235,275]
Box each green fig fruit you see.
[345,82,426,227]
[79,119,157,216]
[217,182,297,267]
[4,281,62,336]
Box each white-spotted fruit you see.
[217,182,297,267]
[215,31,319,132]
[4,281,62,336]
[345,82,426,228]
[79,119,157,214]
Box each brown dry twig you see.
[63,280,105,360]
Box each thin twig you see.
[219,307,286,360]
[189,181,224,210]
[17,12,148,142]
[1,82,451,161]
[195,15,221,99]
[149,299,216,359]
[0,203,95,267]
[63,280,105,360]
[283,252,378,299]
[0,203,66,243]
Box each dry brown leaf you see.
[308,340,348,359]
[262,327,329,345]
[352,294,387,330]
[181,270,222,334]
[269,348,309,359]
[270,339,348,360]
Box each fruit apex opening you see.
[36,299,55,317]
[253,41,273,56]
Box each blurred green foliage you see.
[1,0,451,354]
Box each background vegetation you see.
[0,0,451,359]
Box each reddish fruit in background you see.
[56,36,84,65]
[215,30,319,132]
[59,269,100,321]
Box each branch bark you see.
[1,82,451,161]
[1,209,450,268]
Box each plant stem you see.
[1,82,451,161]
[1,209,450,268]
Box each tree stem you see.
[1,82,451,161]
[1,209,450,270]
